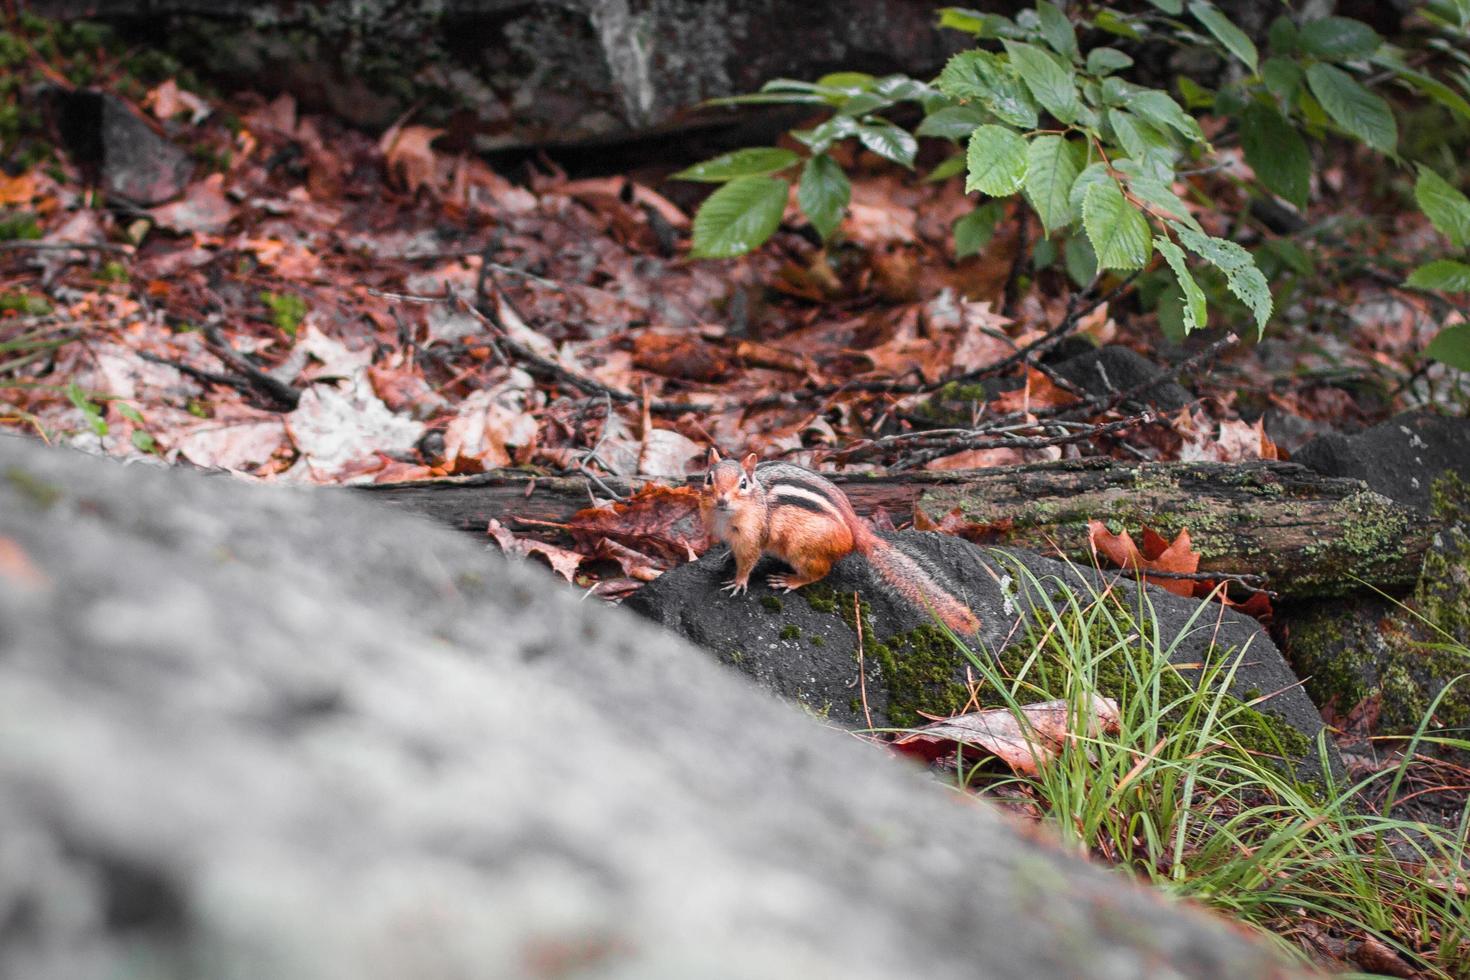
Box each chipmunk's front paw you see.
[721,578,749,596]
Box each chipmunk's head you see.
[701,449,760,512]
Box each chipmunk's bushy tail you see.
[853,527,981,635]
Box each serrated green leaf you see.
[1109,109,1172,160]
[856,120,918,168]
[1388,63,1470,122]
[1036,1,1078,60]
[1003,40,1082,123]
[1425,323,1470,370]
[1173,223,1272,333]
[1146,0,1183,13]
[837,92,893,117]
[1298,16,1382,59]
[1069,162,1111,220]
[926,154,968,183]
[1130,90,1206,142]
[1189,2,1259,73]
[1305,63,1397,153]
[1023,134,1082,232]
[965,125,1028,196]
[1240,101,1310,208]
[936,50,1040,129]
[1083,179,1153,270]
[1406,259,1470,292]
[916,105,989,140]
[1261,57,1303,101]
[1155,237,1208,333]
[690,176,789,258]
[938,8,1012,37]
[954,200,1005,257]
[672,148,800,182]
[1064,235,1098,286]
[798,154,850,241]
[1415,167,1470,249]
[791,116,861,154]
[1086,47,1134,76]
[1127,175,1202,232]
[816,71,876,92]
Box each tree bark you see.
[356,458,1440,599]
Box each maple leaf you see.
[1087,521,1199,597]
[991,367,1079,414]
[380,124,444,196]
[892,695,1120,775]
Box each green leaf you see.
[1064,235,1098,286]
[1261,57,1303,101]
[1415,167,1470,249]
[1094,9,1144,40]
[1240,101,1310,208]
[1003,40,1082,123]
[916,105,989,140]
[1173,223,1273,334]
[1130,89,1206,142]
[1298,17,1382,60]
[797,154,850,241]
[1082,179,1153,271]
[816,71,876,92]
[925,154,968,183]
[1145,0,1183,13]
[1176,76,1214,110]
[1405,259,1470,292]
[1035,1,1078,60]
[114,402,145,424]
[856,120,918,168]
[1425,323,1470,371]
[1387,63,1470,122]
[690,176,789,258]
[792,116,861,154]
[130,429,157,453]
[1127,175,1202,232]
[1069,162,1112,220]
[672,148,800,182]
[965,125,1029,196]
[936,50,1039,129]
[1267,16,1298,54]
[938,8,1013,37]
[1086,47,1134,76]
[1188,2,1259,73]
[1109,109,1172,160]
[1305,63,1397,153]
[954,200,1005,258]
[1023,134,1082,232]
[1155,237,1208,333]
[65,382,108,437]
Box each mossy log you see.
[356,459,1441,599]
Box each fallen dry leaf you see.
[150,175,237,234]
[487,519,585,582]
[569,483,708,564]
[892,695,1121,775]
[1088,520,1199,597]
[381,124,444,196]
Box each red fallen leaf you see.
[380,124,444,196]
[590,536,667,581]
[149,174,236,234]
[0,170,37,206]
[556,177,690,231]
[924,447,1027,471]
[1088,520,1198,597]
[892,695,1120,776]
[632,332,731,382]
[568,483,708,563]
[1225,589,1273,623]
[733,340,810,375]
[487,519,585,582]
[915,507,1015,544]
[991,367,1079,414]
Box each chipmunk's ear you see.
[707,447,721,466]
[740,453,759,476]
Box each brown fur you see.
[699,451,980,634]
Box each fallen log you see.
[355,459,1441,599]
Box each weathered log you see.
[356,459,1442,599]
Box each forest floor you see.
[3,23,1469,976]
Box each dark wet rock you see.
[52,90,192,206]
[1293,408,1470,513]
[0,434,1302,979]
[1279,478,1470,734]
[1048,345,1193,412]
[627,531,1334,777]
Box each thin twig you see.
[889,411,1156,470]
[0,239,134,255]
[1055,333,1240,421]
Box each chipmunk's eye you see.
[704,471,712,486]
[738,476,748,490]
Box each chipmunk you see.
[698,450,981,635]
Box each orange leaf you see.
[1087,520,1197,597]
[892,695,1120,775]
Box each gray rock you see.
[0,436,1303,978]
[1293,408,1470,512]
[53,90,193,206]
[1049,345,1193,412]
[627,532,1333,777]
